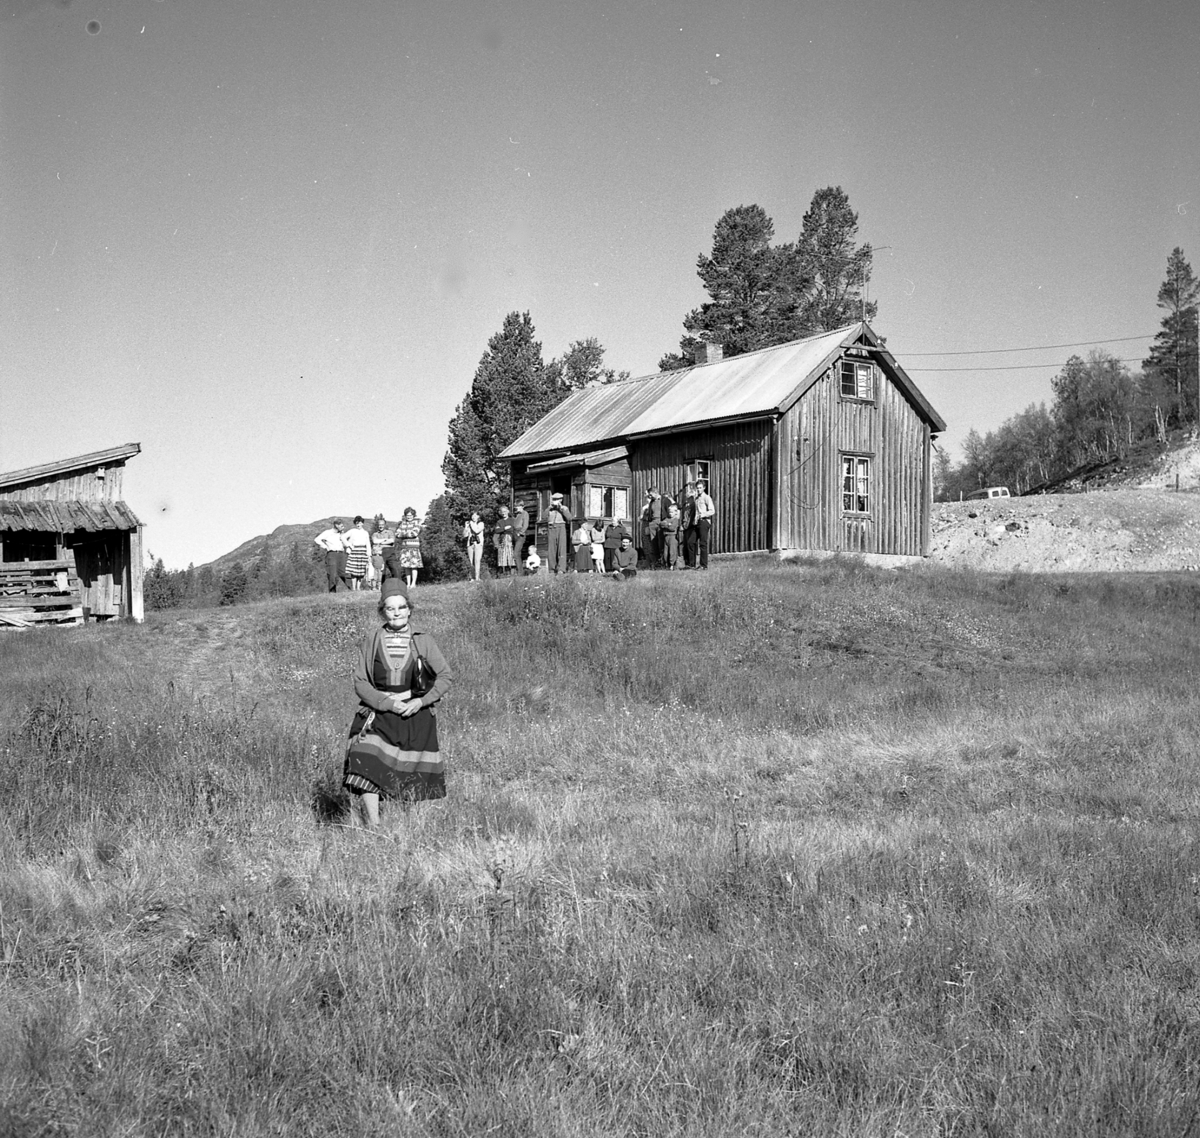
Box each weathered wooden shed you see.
[498,323,946,559]
[0,443,145,624]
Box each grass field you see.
[2,560,1200,1136]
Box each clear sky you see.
[2,0,1197,567]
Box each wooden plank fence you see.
[0,557,84,627]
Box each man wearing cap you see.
[314,519,348,592]
[546,492,571,574]
[693,478,715,569]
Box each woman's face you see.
[382,596,410,630]
[499,506,510,518]
[471,512,481,523]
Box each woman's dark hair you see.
[403,506,417,518]
[354,515,364,525]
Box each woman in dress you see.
[462,510,485,581]
[343,579,453,827]
[493,505,517,576]
[343,515,372,591]
[395,506,423,588]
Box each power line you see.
[903,333,1155,357]
[909,357,1145,373]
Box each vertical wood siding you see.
[631,420,772,554]
[0,465,125,503]
[773,365,929,555]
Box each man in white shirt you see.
[693,479,715,570]
[314,519,348,592]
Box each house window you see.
[841,455,871,513]
[589,486,628,519]
[840,359,874,401]
[685,459,711,488]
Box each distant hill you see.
[199,518,396,577]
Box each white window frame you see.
[840,359,875,402]
[841,454,872,514]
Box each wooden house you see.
[498,324,946,559]
[0,443,145,625]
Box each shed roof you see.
[0,443,141,492]
[499,324,945,461]
[0,499,142,534]
[526,445,629,473]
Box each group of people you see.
[460,478,716,581]
[314,511,424,593]
[461,501,534,582]
[640,478,715,570]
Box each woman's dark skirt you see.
[344,705,446,801]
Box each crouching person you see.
[343,579,453,828]
[610,536,638,580]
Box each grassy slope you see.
[2,563,1200,1136]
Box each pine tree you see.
[418,493,468,582]
[1142,248,1200,425]
[792,187,876,332]
[219,562,247,606]
[660,205,794,369]
[660,190,876,369]
[442,311,565,520]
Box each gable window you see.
[840,359,874,401]
[841,455,871,514]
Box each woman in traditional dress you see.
[343,515,372,590]
[395,506,423,588]
[493,505,517,576]
[343,579,453,827]
[462,511,485,581]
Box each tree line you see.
[938,247,1199,499]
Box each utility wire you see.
[903,333,1155,357]
[909,357,1146,373]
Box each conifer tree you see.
[661,189,875,369]
[1142,248,1200,424]
[441,311,565,519]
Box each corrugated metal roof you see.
[0,443,141,491]
[499,326,882,460]
[499,324,946,460]
[0,499,142,533]
[623,326,855,437]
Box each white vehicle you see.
[966,486,1011,500]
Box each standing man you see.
[693,478,715,570]
[512,499,531,567]
[546,491,572,574]
[641,487,665,566]
[314,519,348,593]
[679,481,698,568]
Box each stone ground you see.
[931,441,1200,573]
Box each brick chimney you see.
[692,341,723,366]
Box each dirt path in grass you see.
[144,608,266,704]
